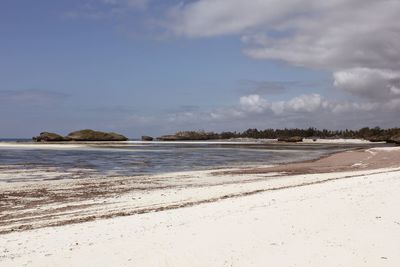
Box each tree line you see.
[171,127,400,142]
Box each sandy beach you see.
[3,0,400,265]
[1,146,400,266]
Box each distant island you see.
[33,129,128,142]
[153,127,400,144]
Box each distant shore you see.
[0,137,385,145]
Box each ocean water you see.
[0,141,389,182]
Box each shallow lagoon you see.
[0,140,390,182]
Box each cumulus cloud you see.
[164,0,400,105]
[165,90,400,130]
[333,68,400,100]
[286,94,326,113]
[239,94,269,113]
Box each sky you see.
[1,0,399,138]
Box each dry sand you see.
[1,146,400,266]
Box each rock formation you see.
[32,132,67,142]
[33,129,128,142]
[66,129,128,141]
[141,136,154,141]
[156,135,185,141]
[157,131,220,141]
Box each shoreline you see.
[214,146,400,176]
[1,141,385,185]
[1,146,399,234]
[0,146,400,266]
[0,137,385,146]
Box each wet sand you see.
[216,146,400,175]
[1,146,400,266]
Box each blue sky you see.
[1,0,399,138]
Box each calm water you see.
[0,141,390,182]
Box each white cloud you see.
[239,94,269,113]
[166,0,304,38]
[330,102,378,114]
[166,0,400,67]
[333,68,400,100]
[285,94,324,113]
[164,0,400,104]
[124,92,399,134]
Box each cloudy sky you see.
[1,0,399,138]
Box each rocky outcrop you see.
[141,135,153,141]
[157,131,220,141]
[66,129,128,141]
[277,136,303,142]
[33,129,128,142]
[32,132,67,142]
[156,135,185,141]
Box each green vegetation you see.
[157,127,400,144]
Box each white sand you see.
[303,138,375,144]
[369,146,400,152]
[1,167,400,266]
